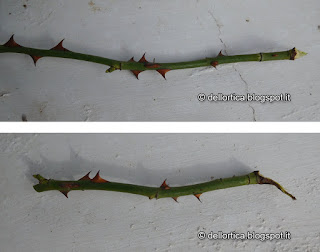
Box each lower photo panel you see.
[0,134,318,251]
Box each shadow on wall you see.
[24,148,253,186]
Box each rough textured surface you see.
[0,0,319,121]
[0,134,319,251]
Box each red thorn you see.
[194,193,202,202]
[91,171,108,183]
[30,55,42,65]
[128,57,136,62]
[172,197,178,202]
[272,54,278,57]
[129,54,149,79]
[160,179,170,190]
[218,50,224,57]
[51,39,69,51]
[3,35,21,48]
[131,70,143,79]
[139,53,148,63]
[60,190,69,198]
[79,171,91,181]
[157,69,170,79]
[211,61,219,68]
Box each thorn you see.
[130,70,143,79]
[129,54,149,79]
[29,55,42,65]
[79,171,91,181]
[51,39,69,51]
[218,50,224,57]
[157,69,171,79]
[60,190,69,198]
[194,193,202,202]
[272,54,278,57]
[160,179,170,190]
[128,58,140,78]
[91,171,109,183]
[3,35,21,48]
[128,57,136,62]
[211,61,219,68]
[139,53,148,63]
[172,197,178,202]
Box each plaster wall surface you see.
[0,0,319,121]
[0,134,319,251]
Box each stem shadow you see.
[24,148,253,186]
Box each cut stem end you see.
[294,49,307,60]
[254,171,296,200]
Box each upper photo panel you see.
[0,1,318,121]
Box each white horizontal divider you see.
[0,122,319,133]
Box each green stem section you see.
[33,171,296,201]
[0,45,120,69]
[0,38,307,76]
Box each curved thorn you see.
[160,179,170,190]
[131,70,143,79]
[172,197,178,203]
[3,35,21,48]
[211,61,219,68]
[157,69,170,79]
[128,57,135,62]
[51,39,69,51]
[79,171,91,181]
[194,193,202,202]
[30,55,42,65]
[92,170,108,183]
[60,190,69,198]
[139,53,148,63]
[218,50,224,57]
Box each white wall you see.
[0,134,319,251]
[0,0,319,121]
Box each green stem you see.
[33,171,296,201]
[0,35,307,79]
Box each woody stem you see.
[33,171,296,200]
[0,44,306,72]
